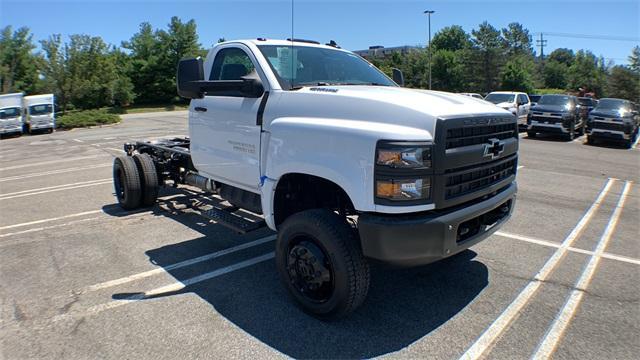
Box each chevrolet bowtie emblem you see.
[483,138,505,159]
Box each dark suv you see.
[586,98,639,148]
[527,94,583,140]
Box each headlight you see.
[376,177,431,201]
[376,142,432,169]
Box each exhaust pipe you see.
[184,172,217,192]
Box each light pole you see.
[424,10,435,90]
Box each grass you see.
[533,88,568,95]
[56,110,121,129]
[108,103,189,114]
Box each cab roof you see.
[219,38,345,51]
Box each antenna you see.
[290,0,295,89]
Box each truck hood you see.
[267,86,512,140]
[589,109,625,119]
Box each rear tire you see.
[276,209,370,320]
[113,156,142,210]
[133,153,159,207]
[527,131,536,138]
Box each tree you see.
[431,49,466,92]
[0,26,42,94]
[40,35,70,111]
[607,65,639,101]
[471,21,505,92]
[567,50,607,97]
[156,17,201,102]
[501,22,533,56]
[41,34,134,111]
[500,57,534,93]
[431,26,471,52]
[629,46,640,74]
[548,48,575,66]
[543,60,568,89]
[122,22,163,104]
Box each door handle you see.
[194,107,207,112]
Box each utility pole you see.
[537,33,547,67]
[424,10,435,90]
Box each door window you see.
[210,47,256,80]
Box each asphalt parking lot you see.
[1,111,638,359]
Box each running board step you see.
[200,207,265,234]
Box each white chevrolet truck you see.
[113,39,518,319]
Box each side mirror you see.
[177,57,205,99]
[392,68,404,87]
[177,57,265,99]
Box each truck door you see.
[189,45,266,192]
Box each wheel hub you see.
[287,240,332,302]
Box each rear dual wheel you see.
[113,154,159,209]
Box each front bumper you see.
[0,122,23,134]
[358,182,517,266]
[527,121,569,134]
[28,121,55,130]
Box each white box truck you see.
[23,94,55,133]
[0,92,24,136]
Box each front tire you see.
[113,156,142,210]
[586,135,595,145]
[565,122,575,141]
[276,209,370,319]
[527,131,536,138]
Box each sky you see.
[1,0,639,65]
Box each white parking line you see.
[55,252,275,320]
[0,209,104,231]
[631,135,640,150]
[0,155,108,171]
[459,178,616,360]
[81,235,276,293]
[517,165,524,170]
[532,181,632,359]
[0,163,111,182]
[495,231,640,266]
[0,178,112,201]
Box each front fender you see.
[261,117,434,220]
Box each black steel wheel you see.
[276,209,370,319]
[113,156,142,210]
[133,153,159,207]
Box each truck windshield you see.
[257,45,396,89]
[596,99,629,110]
[537,95,571,106]
[0,107,21,119]
[29,104,53,116]
[578,98,594,106]
[484,94,515,104]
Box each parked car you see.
[0,93,24,136]
[527,94,583,140]
[459,92,484,100]
[112,38,518,319]
[23,94,55,134]
[528,94,541,106]
[586,98,639,148]
[485,91,530,128]
[577,97,598,121]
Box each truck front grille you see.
[445,123,516,149]
[444,155,517,200]
[592,121,624,132]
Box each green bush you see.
[533,88,567,95]
[56,110,121,129]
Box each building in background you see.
[354,45,421,59]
